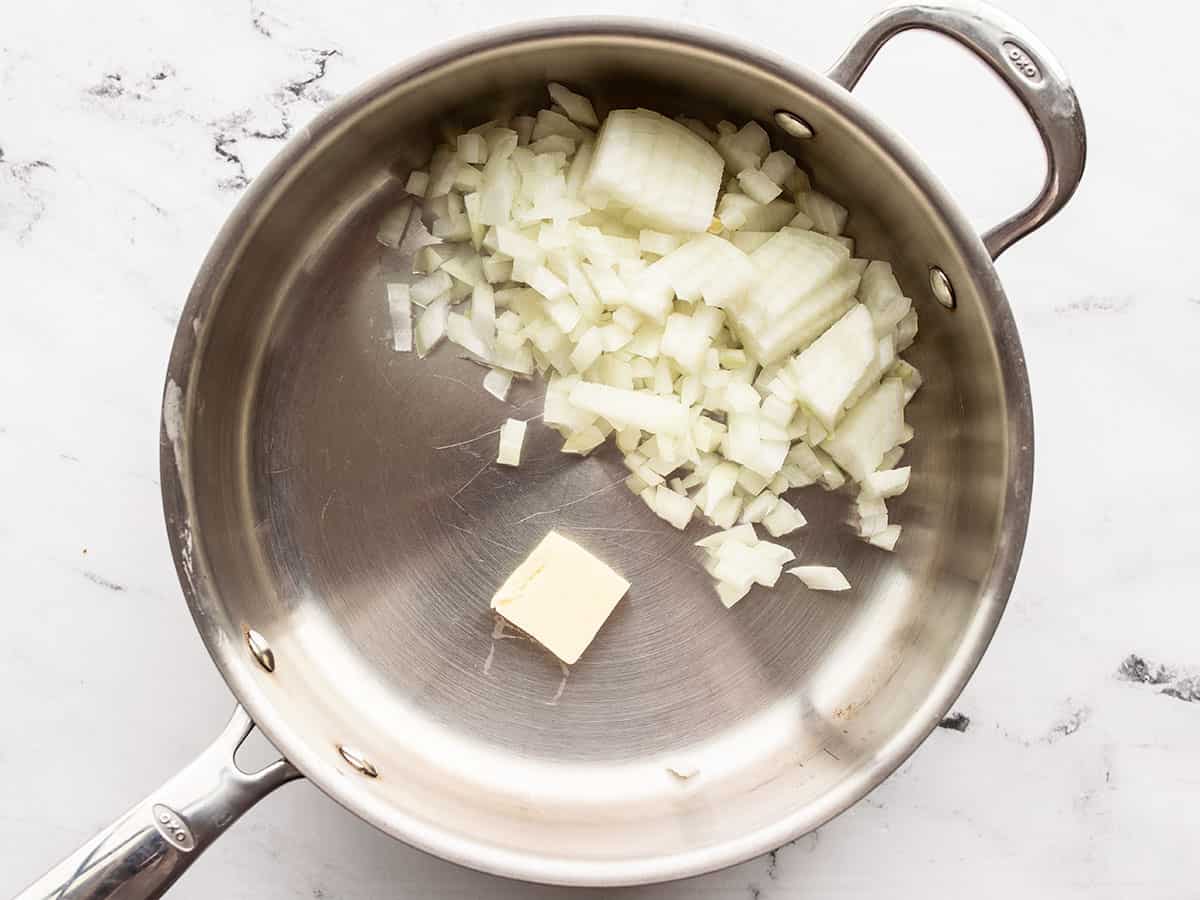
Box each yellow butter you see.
[490,531,629,665]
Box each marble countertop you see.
[3,0,1198,897]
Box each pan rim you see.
[159,15,1032,887]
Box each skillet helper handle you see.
[826,1,1086,259]
[16,706,298,900]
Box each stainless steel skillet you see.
[20,4,1084,896]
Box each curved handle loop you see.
[827,2,1087,259]
[16,706,299,900]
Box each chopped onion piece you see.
[526,265,568,302]
[565,141,594,200]
[562,425,607,455]
[547,82,600,127]
[755,541,795,567]
[415,295,450,357]
[786,169,812,194]
[880,445,905,471]
[446,311,491,362]
[495,226,544,264]
[442,253,485,288]
[452,164,483,193]
[386,283,413,352]
[762,499,806,537]
[426,147,458,197]
[736,466,769,496]
[716,121,769,173]
[582,262,627,306]
[821,378,905,481]
[695,523,758,549]
[788,303,877,430]
[479,159,517,226]
[891,359,923,404]
[853,493,889,538]
[729,228,859,364]
[533,108,588,143]
[788,210,815,230]
[678,116,719,143]
[730,231,773,254]
[470,282,496,340]
[483,368,512,401]
[868,524,902,551]
[741,491,778,523]
[485,128,518,160]
[654,485,695,529]
[568,382,690,436]
[639,229,681,256]
[412,270,454,306]
[710,539,759,589]
[716,580,752,608]
[760,150,797,186]
[710,494,742,528]
[612,305,642,333]
[457,133,488,165]
[896,309,919,351]
[802,191,848,235]
[741,199,797,232]
[737,168,783,204]
[863,466,911,498]
[492,333,533,374]
[787,566,851,591]
[529,135,576,156]
[497,418,527,466]
[414,244,450,276]
[584,109,724,233]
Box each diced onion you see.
[386,283,413,352]
[862,466,911,498]
[415,296,450,357]
[760,150,797,186]
[737,169,783,204]
[568,382,689,435]
[548,82,599,127]
[787,566,850,591]
[497,418,527,466]
[821,378,905,481]
[584,109,724,233]
[412,270,454,306]
[762,499,806,537]
[653,485,695,529]
[483,368,512,401]
[788,303,876,430]
[868,524,902,551]
[381,88,922,613]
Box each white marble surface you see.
[3,0,1199,897]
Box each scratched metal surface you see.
[164,23,1029,886]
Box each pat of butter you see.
[490,531,629,665]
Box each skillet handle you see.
[15,706,299,900]
[826,1,1086,259]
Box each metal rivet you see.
[245,628,275,672]
[774,110,814,140]
[337,745,378,778]
[929,266,956,309]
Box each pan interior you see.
[176,28,1018,880]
